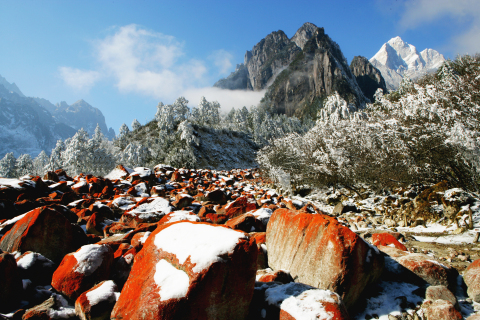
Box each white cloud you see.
[59,67,101,91]
[183,87,265,114]
[209,49,234,75]
[398,0,480,54]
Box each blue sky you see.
[1,0,479,133]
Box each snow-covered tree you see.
[0,152,17,178]
[62,128,89,176]
[131,119,141,132]
[50,140,66,171]
[33,150,50,176]
[16,154,33,177]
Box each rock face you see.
[291,22,318,50]
[265,27,367,118]
[0,206,84,263]
[111,221,258,320]
[266,208,383,309]
[369,36,445,91]
[464,258,480,302]
[349,56,387,102]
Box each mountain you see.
[349,56,387,102]
[0,75,25,97]
[264,27,368,117]
[370,36,445,91]
[0,84,76,157]
[214,23,318,92]
[215,23,384,118]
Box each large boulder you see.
[75,280,120,320]
[51,244,114,300]
[0,206,84,263]
[0,253,22,313]
[111,221,258,320]
[464,258,480,302]
[266,209,383,309]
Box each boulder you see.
[225,213,265,233]
[0,206,84,263]
[0,253,22,313]
[266,209,383,309]
[257,269,293,284]
[464,258,480,302]
[75,280,119,320]
[16,251,56,286]
[111,221,258,320]
[371,233,407,251]
[422,299,462,320]
[51,244,114,300]
[425,285,459,310]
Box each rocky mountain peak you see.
[291,22,318,49]
[350,56,387,102]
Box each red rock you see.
[0,253,22,313]
[257,269,293,284]
[395,253,457,290]
[85,212,106,236]
[425,285,459,310]
[129,232,151,250]
[113,243,133,259]
[422,299,462,320]
[464,258,480,302]
[224,213,265,233]
[205,189,227,204]
[224,196,257,219]
[43,171,60,182]
[372,233,407,251]
[197,204,215,218]
[75,280,119,320]
[51,244,114,300]
[158,211,200,226]
[111,248,136,290]
[251,232,266,245]
[111,221,258,320]
[23,293,76,319]
[172,193,194,209]
[0,206,84,263]
[266,209,383,309]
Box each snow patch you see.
[154,222,247,273]
[86,280,118,306]
[281,290,338,320]
[154,259,190,301]
[73,244,109,276]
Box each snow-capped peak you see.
[370,37,445,91]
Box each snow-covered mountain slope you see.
[0,84,76,157]
[370,36,445,91]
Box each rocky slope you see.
[214,22,318,92]
[370,36,445,91]
[265,27,368,117]
[0,167,479,319]
[350,56,387,102]
[0,84,76,157]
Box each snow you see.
[72,181,86,189]
[252,208,273,225]
[281,290,338,320]
[154,222,247,273]
[133,167,152,178]
[265,282,316,307]
[111,197,135,211]
[73,244,109,276]
[47,294,76,319]
[105,167,132,180]
[354,281,423,320]
[128,197,173,220]
[166,211,201,223]
[154,259,190,301]
[139,231,151,244]
[86,280,118,306]
[0,212,26,231]
[414,231,478,244]
[17,252,54,269]
[0,178,26,189]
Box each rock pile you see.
[0,165,478,319]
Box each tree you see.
[33,151,50,176]
[16,154,33,177]
[50,140,66,171]
[0,152,17,178]
[131,119,141,132]
[62,128,89,176]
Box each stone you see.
[425,285,459,310]
[23,293,76,319]
[257,269,293,284]
[0,206,85,263]
[51,244,114,300]
[16,251,56,286]
[111,221,258,320]
[266,209,383,309]
[0,253,22,313]
[464,258,480,302]
[224,213,265,233]
[422,299,462,320]
[75,280,119,320]
[372,233,407,251]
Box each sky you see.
[1,0,479,133]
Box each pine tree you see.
[0,152,17,178]
[33,151,50,176]
[131,119,141,132]
[16,154,34,177]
